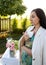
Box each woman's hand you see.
[23,32,29,41]
[20,32,29,49]
[21,46,32,56]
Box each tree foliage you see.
[0,0,27,16]
[22,18,27,30]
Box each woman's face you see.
[30,11,40,26]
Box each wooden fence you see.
[0,17,11,32]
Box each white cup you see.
[27,31,34,38]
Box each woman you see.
[20,8,46,65]
[20,25,34,65]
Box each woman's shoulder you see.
[41,27,46,35]
[40,27,46,40]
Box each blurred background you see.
[0,0,46,54]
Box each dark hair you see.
[32,8,46,29]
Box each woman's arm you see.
[20,35,25,47]
[19,35,25,61]
[20,32,30,61]
[20,32,29,48]
[22,46,32,56]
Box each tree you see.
[22,17,27,30]
[12,19,17,32]
[0,0,27,16]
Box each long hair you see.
[32,8,46,29]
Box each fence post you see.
[0,18,1,32]
[9,16,11,32]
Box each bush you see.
[22,17,27,30]
[8,31,22,40]
[0,29,24,54]
[0,37,19,54]
[12,19,17,32]
[14,40,19,50]
[0,37,7,54]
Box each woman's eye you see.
[32,15,35,18]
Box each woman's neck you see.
[35,24,40,30]
[34,24,40,34]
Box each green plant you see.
[12,19,17,32]
[14,40,19,50]
[0,0,26,16]
[8,32,22,40]
[22,18,27,30]
[0,37,7,54]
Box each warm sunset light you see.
[23,0,46,17]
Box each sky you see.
[11,0,46,18]
[22,0,46,17]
